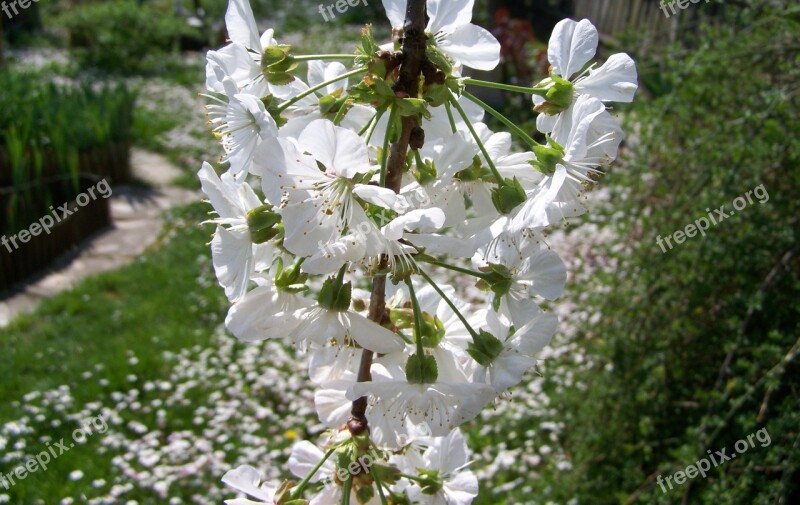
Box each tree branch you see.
[349,0,429,433]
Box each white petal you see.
[384,208,446,241]
[211,227,253,302]
[548,19,598,79]
[299,120,371,178]
[288,441,331,483]
[524,249,567,300]
[514,312,558,356]
[381,0,407,28]
[428,0,474,33]
[344,312,405,353]
[225,0,261,52]
[222,465,276,501]
[576,53,638,102]
[439,24,501,71]
[315,379,355,428]
[353,185,399,210]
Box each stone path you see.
[0,149,198,327]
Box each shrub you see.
[548,1,800,503]
[56,0,193,74]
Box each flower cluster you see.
[200,1,636,503]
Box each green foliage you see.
[548,2,800,503]
[55,0,192,74]
[0,69,136,234]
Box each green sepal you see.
[405,353,439,384]
[396,98,431,119]
[317,275,352,312]
[426,45,454,77]
[532,74,574,115]
[274,260,309,294]
[491,177,527,215]
[467,329,505,367]
[356,485,374,504]
[268,71,295,86]
[417,469,444,495]
[530,136,566,176]
[371,464,401,485]
[413,158,437,185]
[247,204,282,244]
[390,308,415,330]
[424,82,449,107]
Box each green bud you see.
[405,353,439,384]
[247,204,282,244]
[491,177,527,215]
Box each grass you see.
[0,203,226,500]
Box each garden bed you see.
[0,174,112,292]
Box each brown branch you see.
[349,0,429,434]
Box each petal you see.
[428,0,474,33]
[225,0,261,51]
[576,53,638,102]
[225,286,301,342]
[523,249,567,300]
[513,312,559,356]
[222,465,276,501]
[439,24,501,71]
[548,19,598,79]
[288,441,331,483]
[344,312,405,353]
[353,185,399,210]
[315,379,356,428]
[299,120,371,178]
[381,0,407,28]
[211,227,253,302]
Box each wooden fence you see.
[573,0,681,50]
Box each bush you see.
[548,1,800,503]
[56,0,193,74]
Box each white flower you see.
[395,429,478,505]
[474,232,566,327]
[206,66,278,175]
[472,309,558,392]
[291,306,404,354]
[225,275,312,342]
[348,362,494,437]
[198,162,274,302]
[383,0,501,71]
[252,120,397,268]
[535,18,637,134]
